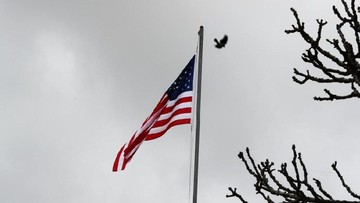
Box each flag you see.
[113,55,196,172]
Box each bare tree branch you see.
[227,145,360,203]
[226,187,248,203]
[285,0,360,100]
[332,161,360,200]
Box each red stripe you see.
[128,135,135,146]
[123,96,191,162]
[162,96,192,114]
[124,131,147,157]
[123,96,170,157]
[115,94,192,171]
[122,142,141,170]
[142,94,168,125]
[152,107,191,128]
[112,144,125,172]
[124,110,191,160]
[145,118,191,140]
[122,151,135,170]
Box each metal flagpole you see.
[193,25,204,203]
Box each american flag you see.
[113,55,196,171]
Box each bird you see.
[214,35,228,49]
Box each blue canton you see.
[166,55,195,101]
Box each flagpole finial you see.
[198,26,204,35]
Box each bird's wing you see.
[220,35,228,44]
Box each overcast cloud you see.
[1,0,360,202]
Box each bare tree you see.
[226,145,360,203]
[285,0,360,101]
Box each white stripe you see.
[124,91,193,160]
[132,96,168,139]
[125,99,168,159]
[118,143,129,169]
[124,142,141,160]
[166,91,193,107]
[157,102,192,121]
[132,91,192,139]
[149,113,192,135]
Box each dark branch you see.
[314,86,360,101]
[286,0,360,101]
[226,187,248,203]
[332,161,360,200]
[228,145,360,202]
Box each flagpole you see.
[193,25,204,203]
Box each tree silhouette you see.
[226,145,360,203]
[226,1,360,201]
[285,0,360,101]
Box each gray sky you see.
[1,0,360,202]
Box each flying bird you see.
[214,35,228,49]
